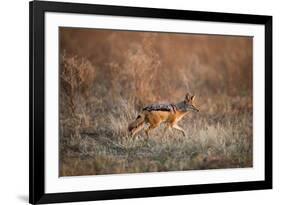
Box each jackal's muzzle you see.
[188,105,199,112]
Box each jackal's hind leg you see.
[145,123,159,138]
[164,124,172,136]
[131,123,145,137]
[172,124,186,137]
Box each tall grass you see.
[59,28,253,176]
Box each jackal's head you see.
[184,93,199,112]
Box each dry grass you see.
[59,28,253,176]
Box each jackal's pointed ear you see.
[191,95,195,102]
[185,93,191,102]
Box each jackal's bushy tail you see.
[128,113,145,135]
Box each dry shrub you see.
[59,52,96,157]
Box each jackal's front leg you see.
[172,124,186,137]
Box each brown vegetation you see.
[59,27,253,176]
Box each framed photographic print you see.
[29,0,272,204]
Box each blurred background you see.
[60,28,252,102]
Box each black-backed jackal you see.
[128,93,199,137]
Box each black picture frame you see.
[29,0,272,204]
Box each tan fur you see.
[128,93,199,137]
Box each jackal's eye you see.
[136,115,141,119]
